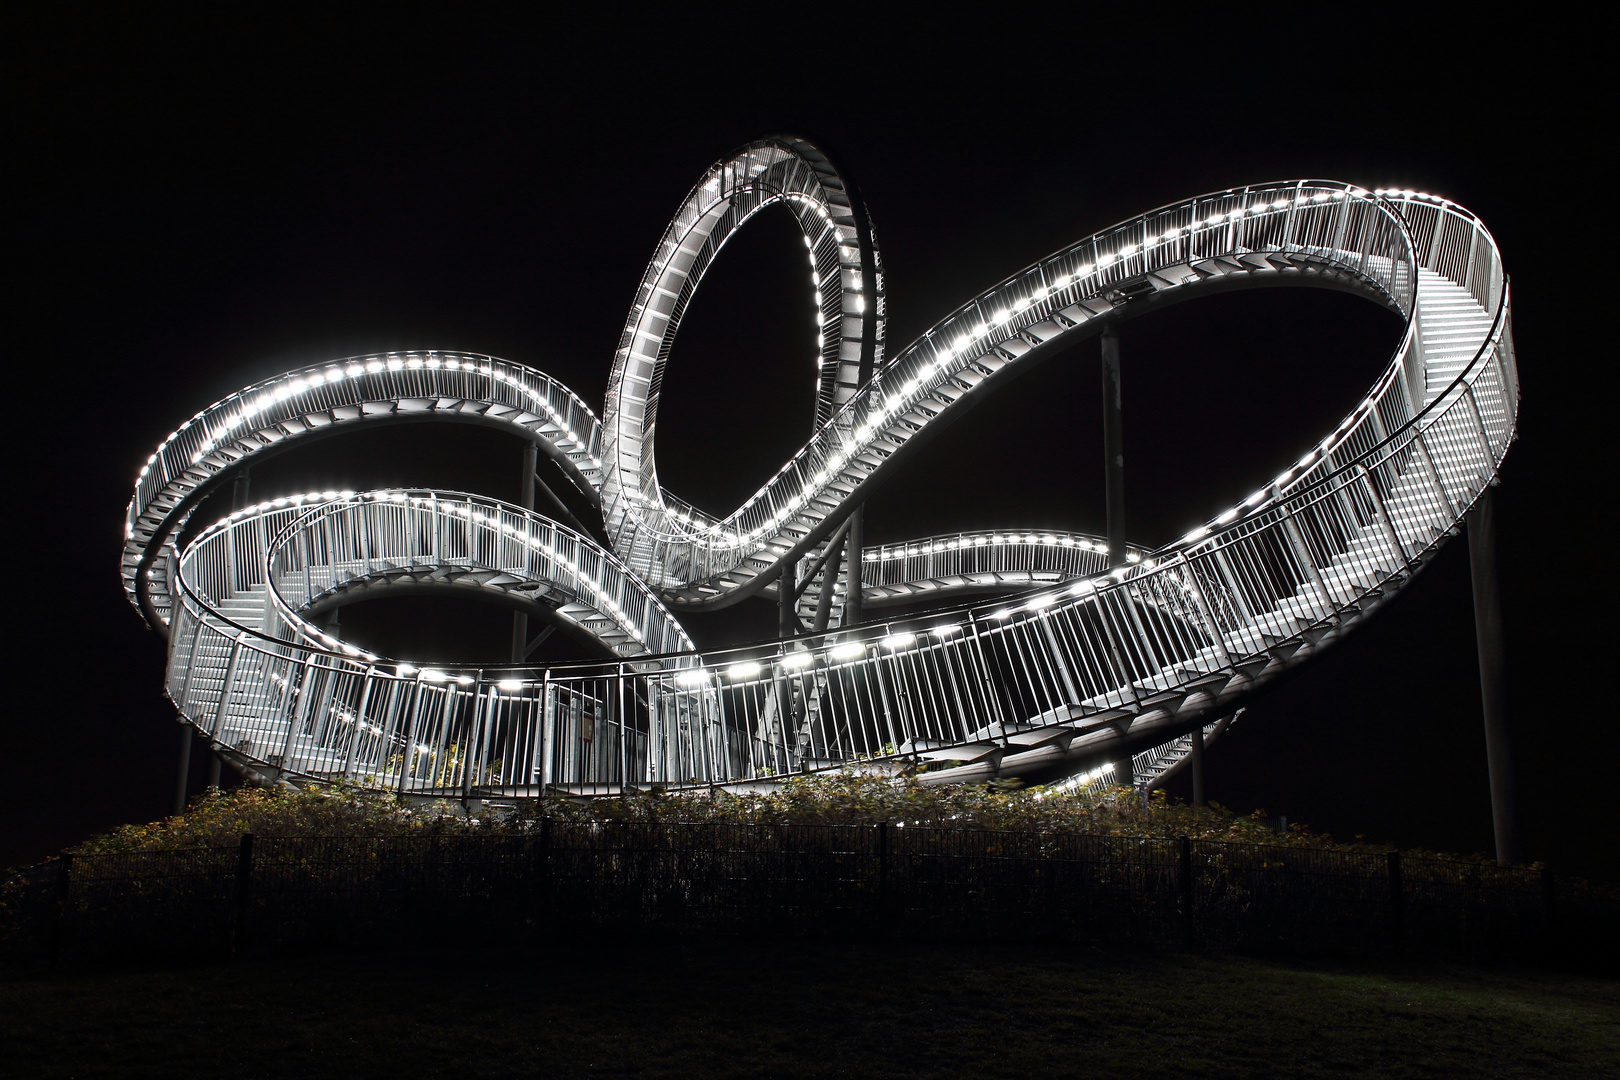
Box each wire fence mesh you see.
[5,825,1614,969]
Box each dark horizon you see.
[8,16,1604,878]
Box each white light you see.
[780,652,815,670]
[676,669,710,686]
[496,679,524,692]
[396,663,418,676]
[990,607,1015,620]
[830,642,865,660]
[1182,527,1209,545]
[881,632,916,649]
[454,675,474,686]
[726,661,761,679]
[420,669,447,683]
[931,624,962,637]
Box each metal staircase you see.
[128,140,1516,799]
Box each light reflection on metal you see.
[130,140,1516,797]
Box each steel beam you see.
[844,506,864,626]
[1102,327,1126,569]
[173,723,192,814]
[779,558,799,639]
[512,441,539,664]
[1467,487,1520,865]
[1189,725,1205,807]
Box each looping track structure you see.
[128,136,1517,798]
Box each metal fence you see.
[7,826,1612,970]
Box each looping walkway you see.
[127,137,1516,797]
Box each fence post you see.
[1387,850,1404,957]
[1179,836,1195,947]
[876,822,890,936]
[539,817,552,923]
[49,854,72,966]
[232,833,254,959]
[1542,867,1559,962]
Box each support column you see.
[1116,750,1135,793]
[1467,487,1520,866]
[812,523,849,634]
[1189,725,1205,807]
[511,441,538,664]
[196,468,253,794]
[1102,327,1125,570]
[844,506,865,627]
[779,558,799,640]
[1103,327,1134,788]
[174,723,193,814]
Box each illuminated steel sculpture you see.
[126,136,1517,800]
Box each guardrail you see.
[604,181,1423,594]
[148,178,1516,797]
[124,351,605,629]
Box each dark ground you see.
[3,942,1616,1079]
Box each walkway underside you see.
[130,144,1517,798]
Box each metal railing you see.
[123,351,605,629]
[145,179,1514,796]
[19,828,1607,968]
[605,181,1422,595]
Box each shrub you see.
[63,775,1507,865]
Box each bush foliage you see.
[68,775,1501,863]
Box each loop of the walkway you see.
[124,351,603,634]
[599,136,885,586]
[131,141,1517,796]
[604,172,1449,612]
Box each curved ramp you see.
[131,136,1516,798]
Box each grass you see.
[3,941,1616,1078]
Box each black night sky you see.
[8,15,1605,878]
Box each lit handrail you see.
[141,161,1517,796]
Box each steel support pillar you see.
[511,441,538,664]
[1102,327,1126,570]
[1189,725,1205,807]
[174,723,192,814]
[199,468,253,791]
[779,558,799,640]
[1103,328,1133,786]
[844,506,864,627]
[1467,487,1521,865]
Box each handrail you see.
[605,180,1422,599]
[123,351,605,633]
[139,153,1517,798]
